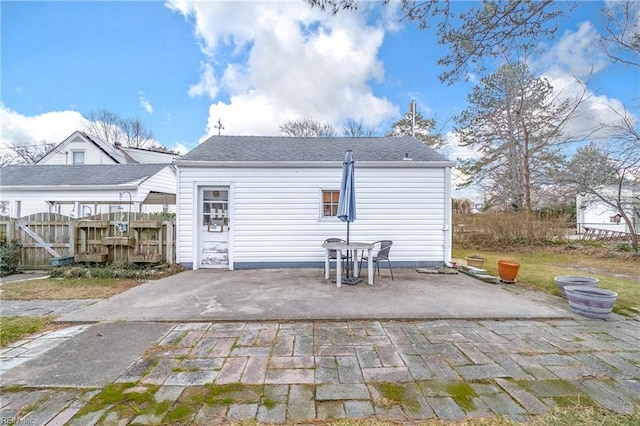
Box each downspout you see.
[175,165,182,267]
[443,166,453,267]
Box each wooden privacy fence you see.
[0,212,175,270]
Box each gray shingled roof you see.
[82,132,137,164]
[0,164,169,187]
[178,136,450,162]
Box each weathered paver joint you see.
[2,318,639,424]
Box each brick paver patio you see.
[2,317,639,424]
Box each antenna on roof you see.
[214,118,224,136]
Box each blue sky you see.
[1,1,638,191]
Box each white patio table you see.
[322,241,374,287]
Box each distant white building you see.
[37,130,176,166]
[576,186,640,234]
[0,131,178,217]
[0,164,176,218]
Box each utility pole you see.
[214,118,224,136]
[409,100,416,137]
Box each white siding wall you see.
[177,166,448,267]
[0,188,148,217]
[122,148,176,163]
[40,137,118,165]
[138,167,176,198]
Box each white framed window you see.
[71,150,85,164]
[321,190,340,218]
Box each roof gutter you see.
[0,184,139,191]
[173,160,456,168]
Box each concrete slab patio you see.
[58,268,574,323]
[2,268,638,424]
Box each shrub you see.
[453,211,571,250]
[49,263,183,280]
[0,238,21,277]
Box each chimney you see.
[114,141,122,149]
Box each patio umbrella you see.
[337,150,360,284]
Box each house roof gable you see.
[37,131,137,164]
[177,135,451,163]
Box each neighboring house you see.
[576,186,640,234]
[0,164,176,218]
[173,135,455,270]
[37,130,177,165]
[0,131,178,217]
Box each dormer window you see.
[71,150,85,164]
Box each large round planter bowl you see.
[497,260,520,281]
[465,256,486,268]
[554,276,599,298]
[564,286,617,319]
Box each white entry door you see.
[200,187,230,268]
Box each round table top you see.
[322,241,374,250]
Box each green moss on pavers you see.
[163,403,194,423]
[446,381,478,412]
[74,383,164,420]
[516,379,598,408]
[371,383,421,414]
[75,383,134,416]
[171,366,201,373]
[183,383,263,406]
[517,379,582,397]
[1,384,26,393]
[262,384,289,405]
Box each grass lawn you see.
[0,265,185,345]
[0,276,145,346]
[454,249,640,317]
[0,277,145,300]
[0,316,55,347]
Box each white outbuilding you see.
[174,136,455,270]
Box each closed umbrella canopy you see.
[337,150,356,226]
[337,150,359,284]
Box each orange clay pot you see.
[497,260,520,281]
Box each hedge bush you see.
[0,240,21,277]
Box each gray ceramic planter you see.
[554,276,599,298]
[564,286,617,319]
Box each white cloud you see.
[167,0,397,138]
[138,91,154,114]
[541,71,630,142]
[0,105,88,149]
[533,22,609,78]
[529,21,637,143]
[188,62,219,99]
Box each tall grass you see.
[454,212,572,249]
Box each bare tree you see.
[280,118,336,137]
[120,118,154,148]
[0,152,16,167]
[342,118,376,137]
[599,0,640,69]
[85,109,154,148]
[85,109,122,144]
[8,141,56,164]
[456,62,589,211]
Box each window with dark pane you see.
[322,190,340,217]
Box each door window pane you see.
[203,189,228,231]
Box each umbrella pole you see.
[346,221,350,278]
